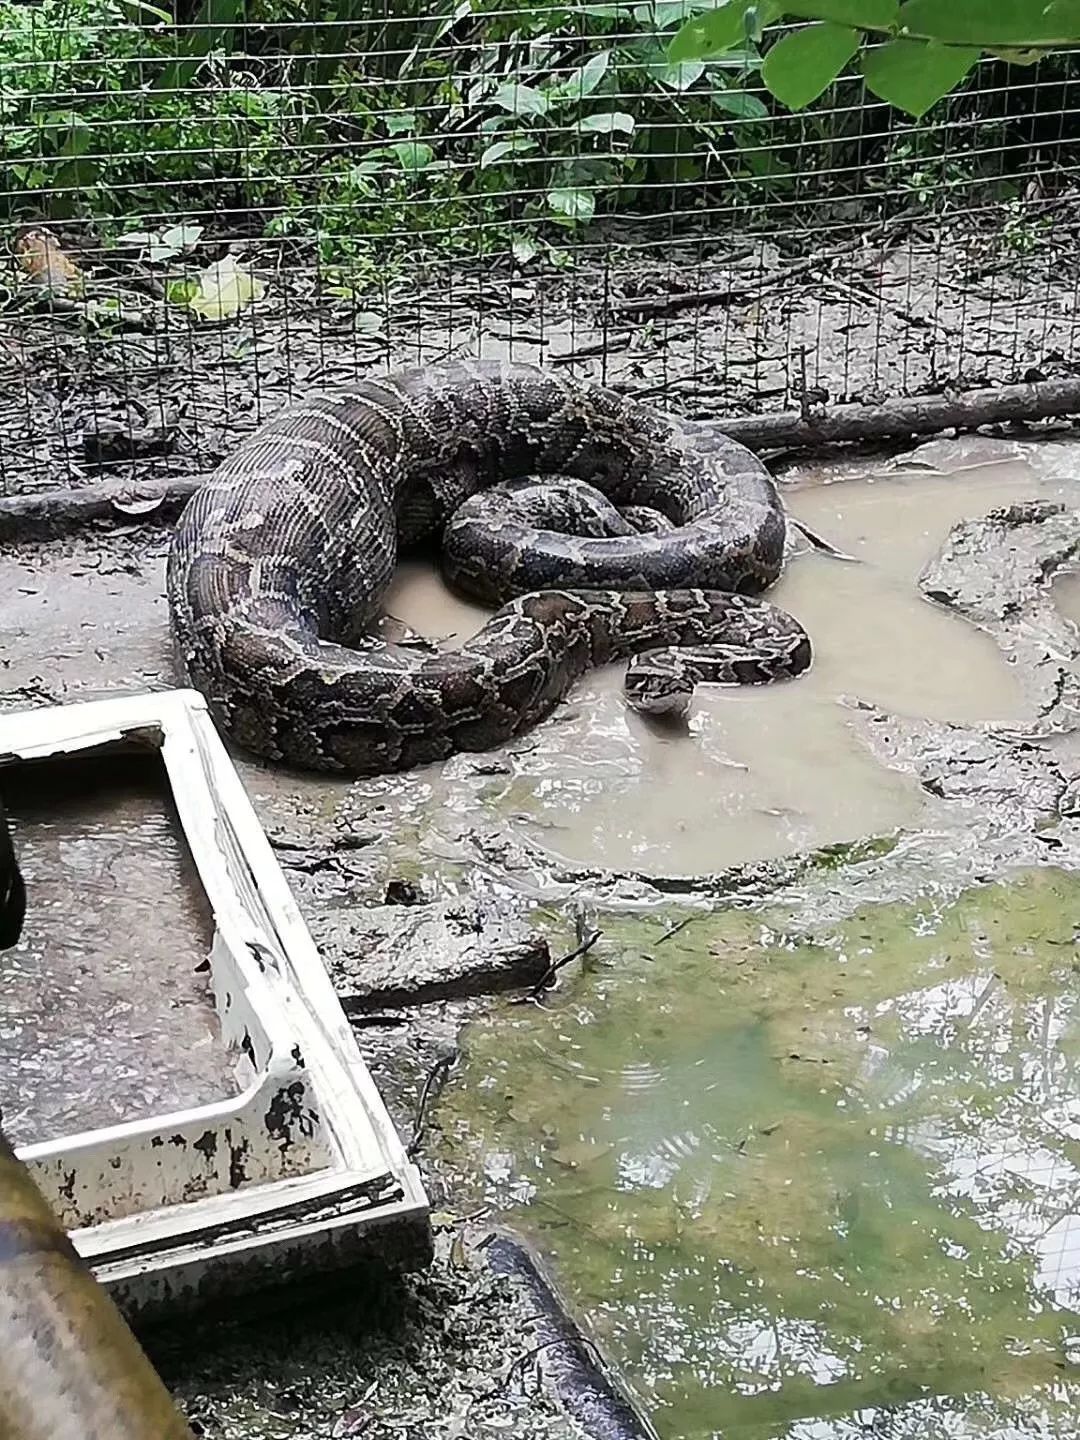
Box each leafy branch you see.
[669,1,1080,116]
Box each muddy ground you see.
[5,216,1080,1437]
[3,440,1080,1437]
[3,213,1080,497]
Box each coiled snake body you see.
[167,360,811,774]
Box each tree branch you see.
[713,375,1080,453]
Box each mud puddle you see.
[2,451,1074,888]
[0,441,1078,1438]
[0,451,1073,1157]
[442,867,1080,1438]
[0,750,235,1144]
[379,454,1076,875]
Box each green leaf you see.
[547,186,597,224]
[385,111,417,135]
[154,0,241,90]
[166,277,200,306]
[389,140,434,171]
[119,0,173,23]
[636,0,742,24]
[862,38,979,117]
[761,23,857,109]
[898,0,1080,46]
[743,2,771,40]
[53,159,97,193]
[649,56,706,88]
[577,110,636,134]
[348,158,390,184]
[707,44,768,68]
[711,87,769,117]
[491,82,550,117]
[511,235,539,265]
[668,0,779,63]
[57,115,92,158]
[648,0,704,24]
[480,137,539,168]
[784,0,897,22]
[550,49,611,103]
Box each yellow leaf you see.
[187,255,265,321]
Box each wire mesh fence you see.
[1,3,1079,494]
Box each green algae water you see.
[443,869,1080,1437]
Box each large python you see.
[166,359,811,774]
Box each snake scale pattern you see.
[166,359,812,774]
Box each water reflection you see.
[444,872,1080,1437]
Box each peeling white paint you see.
[2,689,429,1319]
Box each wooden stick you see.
[606,228,891,321]
[521,928,603,1001]
[406,1052,457,1157]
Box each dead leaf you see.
[112,493,166,518]
[185,255,265,321]
[331,1404,372,1436]
[450,1231,467,1269]
[550,1138,613,1170]
[14,228,84,297]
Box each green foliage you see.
[670,0,1080,116]
[0,0,1075,263]
[0,0,784,254]
[901,0,1080,47]
[0,0,319,217]
[760,21,858,108]
[862,38,981,117]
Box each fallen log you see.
[483,1227,659,1440]
[1,373,1080,545]
[0,473,204,544]
[714,375,1080,452]
[0,1130,194,1440]
[0,797,24,950]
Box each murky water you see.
[0,751,236,1144]
[2,453,1076,883]
[1,439,1078,1434]
[444,869,1080,1437]
[384,456,1077,874]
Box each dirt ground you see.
[3,213,1080,499]
[5,441,1080,1438]
[5,213,1080,1437]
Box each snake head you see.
[624,653,694,722]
